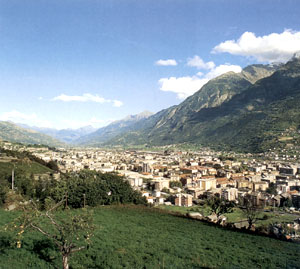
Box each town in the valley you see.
[2,141,300,208]
[1,140,300,238]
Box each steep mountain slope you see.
[140,55,300,152]
[100,63,283,149]
[189,55,300,152]
[18,124,97,143]
[0,121,64,147]
[75,111,153,146]
[144,64,279,135]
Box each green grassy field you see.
[0,206,300,269]
[0,161,52,179]
[158,205,298,227]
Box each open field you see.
[158,205,299,227]
[0,161,52,179]
[0,205,300,268]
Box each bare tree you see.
[239,194,262,230]
[13,198,94,269]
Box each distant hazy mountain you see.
[17,124,97,143]
[93,58,300,153]
[75,111,153,146]
[0,121,64,147]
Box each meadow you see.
[158,205,299,225]
[0,161,52,179]
[0,205,300,269]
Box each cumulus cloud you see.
[205,64,242,79]
[155,59,178,66]
[159,76,210,99]
[187,55,215,69]
[52,93,123,107]
[212,29,300,63]
[159,63,242,99]
[113,100,123,107]
[0,110,53,128]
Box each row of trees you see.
[1,169,147,209]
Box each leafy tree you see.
[282,197,293,208]
[12,199,94,269]
[266,183,277,195]
[54,171,147,208]
[206,195,235,217]
[15,177,35,198]
[239,195,262,230]
[161,187,170,194]
[47,160,59,171]
[169,181,182,188]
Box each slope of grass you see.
[0,206,300,268]
[0,121,64,147]
[0,161,52,179]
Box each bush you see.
[0,186,8,207]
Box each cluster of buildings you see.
[1,141,300,209]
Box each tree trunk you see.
[63,254,69,269]
[248,219,253,230]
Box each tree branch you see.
[48,198,66,213]
[30,223,61,247]
[70,246,85,253]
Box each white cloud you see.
[159,63,241,99]
[52,93,123,107]
[0,110,53,128]
[205,64,242,79]
[113,100,123,107]
[155,59,178,66]
[159,76,210,99]
[212,29,300,63]
[53,93,106,103]
[187,55,215,69]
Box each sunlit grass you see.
[0,206,300,268]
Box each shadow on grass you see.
[32,238,58,263]
[0,233,12,253]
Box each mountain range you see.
[1,54,300,153]
[0,121,64,147]
[74,111,153,146]
[89,55,299,152]
[17,124,97,143]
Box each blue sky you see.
[0,0,300,129]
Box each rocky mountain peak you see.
[292,51,300,60]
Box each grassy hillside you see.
[0,121,64,147]
[0,206,299,268]
[0,148,57,177]
[0,161,52,179]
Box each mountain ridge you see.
[74,110,154,146]
[93,58,300,152]
[0,121,64,147]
